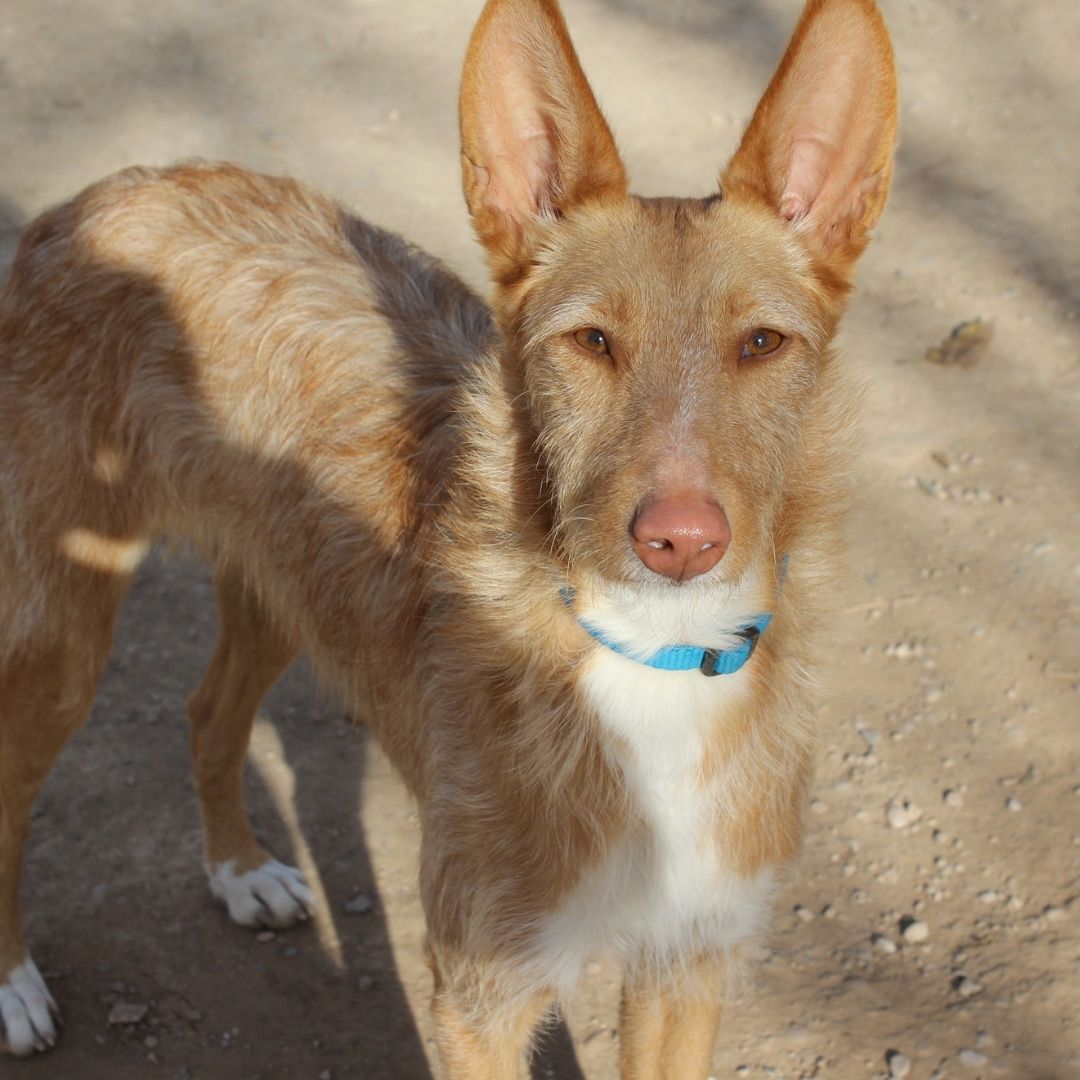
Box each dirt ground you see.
[1,0,1078,1078]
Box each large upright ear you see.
[722,0,898,276]
[460,0,628,282]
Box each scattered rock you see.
[256,930,276,943]
[958,1048,989,1068]
[943,788,964,808]
[108,1002,149,1025]
[886,799,923,829]
[900,917,929,943]
[343,893,373,915]
[794,904,815,922]
[953,975,983,998]
[923,318,994,368]
[872,933,898,954]
[886,1049,912,1078]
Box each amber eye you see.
[741,328,784,359]
[573,327,610,355]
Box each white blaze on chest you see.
[534,618,776,990]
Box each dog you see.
[0,0,897,1073]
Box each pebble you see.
[872,933,898,954]
[886,1049,912,1078]
[954,975,983,998]
[357,974,375,992]
[887,799,922,829]
[794,904,815,922]
[978,889,1001,904]
[900,918,930,943]
[884,640,925,661]
[958,1049,988,1068]
[943,788,964,808]
[108,1002,149,1025]
[319,1071,332,1080]
[256,931,276,943]
[343,893,373,915]
[1005,796,1022,811]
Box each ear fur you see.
[723,0,898,275]
[459,0,628,283]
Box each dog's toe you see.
[207,858,316,929]
[0,957,59,1056]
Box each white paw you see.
[0,956,59,1056]
[206,858,316,929]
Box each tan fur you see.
[0,0,896,1072]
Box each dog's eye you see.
[573,327,610,355]
[741,328,784,359]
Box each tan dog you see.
[0,0,897,1073]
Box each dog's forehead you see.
[542,194,816,323]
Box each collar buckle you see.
[699,624,761,677]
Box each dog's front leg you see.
[427,945,552,1080]
[618,956,725,1080]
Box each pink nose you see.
[631,497,731,582]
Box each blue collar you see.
[560,587,772,676]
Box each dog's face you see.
[506,193,841,588]
[460,0,897,588]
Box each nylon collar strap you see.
[560,587,773,677]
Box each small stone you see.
[886,1049,912,1078]
[871,933,898,954]
[343,893,373,915]
[144,1036,159,1049]
[978,889,1001,904]
[356,974,375,992]
[959,1049,988,1068]
[1005,796,1022,811]
[943,789,964,808]
[954,975,983,998]
[794,904,815,922]
[900,918,929,943]
[886,799,922,829]
[319,1071,332,1080]
[108,1002,149,1025]
[256,931,276,943]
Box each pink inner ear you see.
[777,50,861,225]
[780,134,835,222]
[479,67,560,225]
[725,0,897,259]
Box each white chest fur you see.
[533,580,779,989]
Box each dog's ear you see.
[460,0,628,283]
[722,0,898,277]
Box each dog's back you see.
[0,163,494,661]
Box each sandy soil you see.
[1,1,1078,1078]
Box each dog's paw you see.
[206,858,316,929]
[0,956,59,1056]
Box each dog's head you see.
[460,0,897,591]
